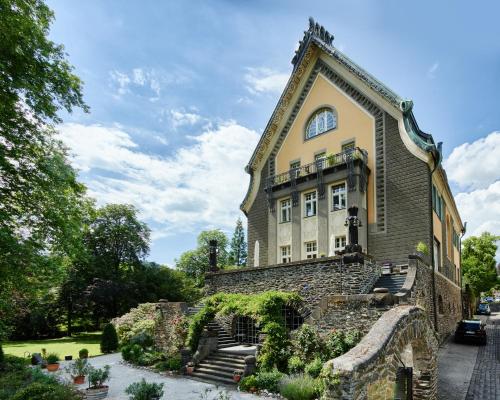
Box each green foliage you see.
[101,323,119,353]
[87,365,111,389]
[291,324,323,362]
[187,291,302,372]
[130,332,154,349]
[253,369,285,393]
[323,329,362,359]
[79,348,89,359]
[137,351,164,367]
[10,382,82,400]
[0,343,3,365]
[66,358,89,377]
[46,353,60,364]
[31,366,58,385]
[279,374,319,400]
[462,232,500,295]
[121,344,144,363]
[416,241,429,255]
[113,303,158,345]
[228,218,247,266]
[155,356,182,371]
[304,358,323,378]
[125,379,164,400]
[239,375,258,391]
[288,355,305,374]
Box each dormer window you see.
[305,107,337,139]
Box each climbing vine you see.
[186,291,303,370]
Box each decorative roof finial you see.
[292,17,334,67]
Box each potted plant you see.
[79,348,89,359]
[125,379,164,400]
[186,362,194,375]
[66,358,90,385]
[415,241,429,259]
[86,365,111,399]
[233,370,243,383]
[46,353,60,372]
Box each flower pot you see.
[186,366,194,374]
[249,387,257,393]
[233,374,241,383]
[73,375,85,385]
[85,386,109,400]
[47,363,60,372]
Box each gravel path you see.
[59,353,263,400]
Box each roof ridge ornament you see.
[292,17,334,67]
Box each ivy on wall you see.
[186,291,303,371]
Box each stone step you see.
[190,371,235,385]
[209,353,246,363]
[195,366,235,379]
[200,359,245,369]
[218,343,241,349]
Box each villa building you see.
[241,18,464,286]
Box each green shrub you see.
[254,369,285,393]
[88,365,111,389]
[239,375,258,392]
[113,303,158,346]
[121,344,144,363]
[279,374,318,400]
[31,366,58,385]
[130,332,154,349]
[288,355,305,374]
[258,322,290,371]
[137,351,163,366]
[304,357,323,378]
[79,348,89,359]
[0,343,4,365]
[292,324,322,362]
[10,382,82,400]
[46,353,60,364]
[101,323,119,353]
[323,329,361,360]
[125,378,164,400]
[155,356,182,371]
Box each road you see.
[438,302,500,400]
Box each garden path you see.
[60,353,264,400]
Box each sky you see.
[46,0,500,265]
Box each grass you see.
[3,332,102,359]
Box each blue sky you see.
[47,0,500,265]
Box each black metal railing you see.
[266,147,368,188]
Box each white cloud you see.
[58,121,259,237]
[244,67,289,95]
[443,131,500,191]
[169,109,202,128]
[427,62,439,79]
[109,67,194,99]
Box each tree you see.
[100,323,118,353]
[462,232,500,295]
[0,0,89,338]
[176,229,229,285]
[229,218,247,266]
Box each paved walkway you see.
[60,353,262,400]
[465,303,500,400]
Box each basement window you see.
[305,241,317,259]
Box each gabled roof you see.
[241,18,443,213]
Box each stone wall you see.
[435,271,462,338]
[205,256,380,310]
[155,301,189,356]
[307,293,394,335]
[322,306,439,400]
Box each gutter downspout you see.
[459,223,467,317]
[429,154,439,331]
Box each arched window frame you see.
[304,107,337,140]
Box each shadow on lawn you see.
[5,332,101,348]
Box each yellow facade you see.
[275,73,376,223]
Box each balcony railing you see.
[266,147,367,188]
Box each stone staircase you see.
[190,350,246,385]
[187,304,249,384]
[371,273,407,294]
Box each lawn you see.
[3,332,102,359]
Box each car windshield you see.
[460,322,480,330]
[479,304,489,309]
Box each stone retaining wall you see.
[155,301,189,356]
[435,271,462,338]
[205,256,380,310]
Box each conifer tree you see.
[229,218,247,267]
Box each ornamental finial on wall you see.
[292,17,334,66]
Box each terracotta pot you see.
[186,366,194,374]
[85,386,109,400]
[249,387,257,393]
[46,363,59,372]
[233,375,241,383]
[73,375,85,384]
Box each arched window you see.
[305,108,337,139]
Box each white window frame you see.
[280,198,291,223]
[304,191,317,217]
[305,241,317,259]
[331,183,346,211]
[305,108,337,139]
[280,245,291,263]
[334,236,346,251]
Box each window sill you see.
[303,214,317,219]
[279,221,292,225]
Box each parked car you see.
[454,320,487,345]
[476,303,491,315]
[484,297,494,303]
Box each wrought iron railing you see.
[266,147,367,188]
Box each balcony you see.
[266,147,368,189]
